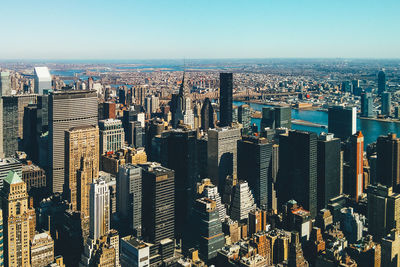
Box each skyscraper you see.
[317,133,341,210]
[207,127,241,192]
[200,97,215,131]
[171,73,194,128]
[328,106,356,140]
[1,171,31,266]
[49,90,98,193]
[381,92,392,116]
[367,184,400,242]
[140,162,175,244]
[90,178,110,241]
[345,131,364,202]
[278,130,318,217]
[0,71,11,96]
[238,104,251,134]
[117,164,142,237]
[260,106,291,130]
[65,125,99,241]
[161,129,198,239]
[230,180,257,221]
[99,119,125,155]
[378,70,386,95]
[190,198,225,261]
[219,72,233,127]
[34,67,52,94]
[361,92,374,118]
[238,136,272,209]
[376,133,400,190]
[1,96,18,157]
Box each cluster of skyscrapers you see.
[0,66,398,267]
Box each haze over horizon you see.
[1,0,399,60]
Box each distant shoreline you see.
[359,116,400,124]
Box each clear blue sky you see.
[1,0,399,59]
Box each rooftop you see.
[34,67,51,80]
[4,170,23,185]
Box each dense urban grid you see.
[0,59,399,267]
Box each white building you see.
[90,178,110,240]
[34,67,52,94]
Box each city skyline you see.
[1,0,400,60]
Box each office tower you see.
[238,136,272,209]
[0,210,2,266]
[117,164,142,237]
[171,73,194,128]
[287,232,309,267]
[30,232,55,267]
[344,131,364,202]
[260,106,291,130]
[123,107,145,140]
[144,96,151,114]
[232,105,238,123]
[381,230,400,267]
[0,71,11,96]
[191,198,225,261]
[193,102,201,129]
[0,158,22,189]
[21,163,46,202]
[367,184,400,241]
[238,104,251,134]
[120,236,150,267]
[197,179,227,222]
[17,94,37,138]
[270,144,279,211]
[90,178,110,241]
[317,133,341,210]
[118,87,126,105]
[101,102,116,120]
[328,106,356,140]
[161,129,198,239]
[140,163,175,244]
[282,200,312,243]
[200,98,215,131]
[248,208,267,236]
[352,79,360,90]
[1,96,18,157]
[378,70,386,95]
[219,72,233,127]
[99,119,125,155]
[381,92,392,116]
[49,90,98,193]
[230,180,256,221]
[376,133,400,190]
[1,171,31,266]
[23,104,39,161]
[127,121,145,148]
[342,81,353,93]
[34,67,52,94]
[340,207,364,244]
[278,130,318,217]
[207,127,240,193]
[361,92,374,118]
[151,95,159,113]
[65,125,99,213]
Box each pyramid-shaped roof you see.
[4,170,23,185]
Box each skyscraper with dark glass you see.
[238,136,272,209]
[260,106,291,130]
[361,92,374,118]
[219,73,233,127]
[328,106,356,140]
[317,133,341,210]
[200,97,215,131]
[238,104,251,134]
[140,163,175,244]
[381,92,392,116]
[376,133,400,190]
[378,70,386,95]
[278,130,317,218]
[160,129,198,240]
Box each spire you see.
[179,71,189,96]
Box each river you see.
[233,101,400,146]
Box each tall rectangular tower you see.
[219,73,233,127]
[238,136,272,209]
[207,127,241,193]
[90,178,110,240]
[346,131,364,202]
[377,133,400,190]
[0,72,11,96]
[34,67,52,94]
[99,119,125,155]
[140,162,175,244]
[49,90,98,193]
[328,106,356,140]
[1,96,18,157]
[278,130,318,217]
[1,171,31,266]
[117,164,142,237]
